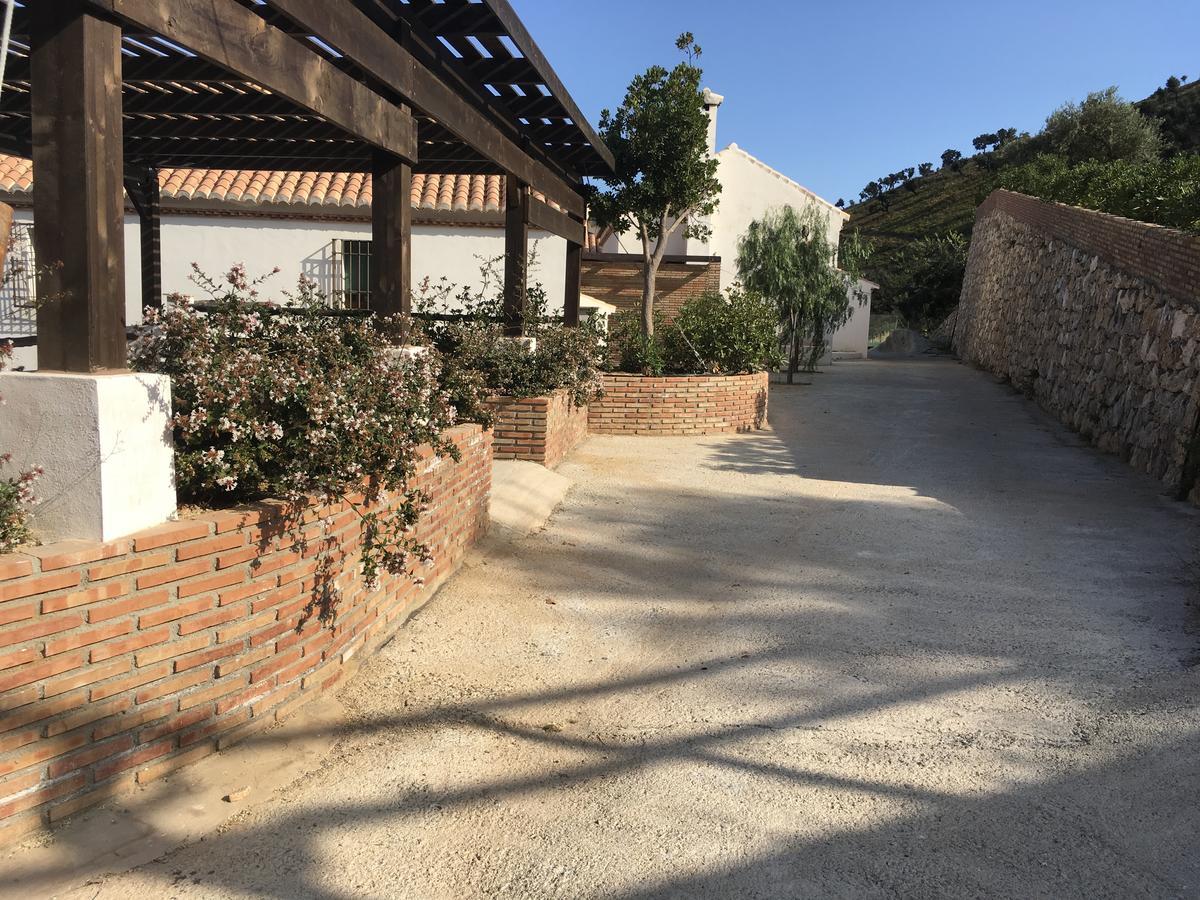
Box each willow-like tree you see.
[589,33,721,336]
[737,206,870,383]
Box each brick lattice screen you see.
[0,425,490,844]
[580,257,721,321]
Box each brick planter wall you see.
[589,372,769,435]
[484,389,589,468]
[0,424,490,844]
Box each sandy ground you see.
[36,359,1200,897]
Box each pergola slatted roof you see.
[0,0,613,180]
[13,0,602,373]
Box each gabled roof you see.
[717,143,850,220]
[0,156,515,214]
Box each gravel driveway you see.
[53,359,1200,898]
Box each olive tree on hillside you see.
[737,206,870,383]
[1039,87,1164,164]
[589,33,721,337]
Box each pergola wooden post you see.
[125,167,162,311]
[30,2,127,372]
[563,241,582,327]
[371,150,413,316]
[504,174,529,335]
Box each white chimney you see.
[702,87,724,155]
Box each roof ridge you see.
[718,143,849,219]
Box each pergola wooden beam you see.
[83,0,417,163]
[261,0,585,217]
[526,196,585,246]
[31,4,127,372]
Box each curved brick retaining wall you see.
[0,424,490,844]
[955,190,1200,498]
[589,372,768,435]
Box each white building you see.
[0,159,569,369]
[596,89,871,358]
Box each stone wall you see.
[588,372,768,436]
[483,389,589,469]
[580,256,721,321]
[0,424,490,844]
[955,190,1200,496]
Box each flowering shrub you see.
[130,264,457,588]
[414,259,605,424]
[0,341,40,552]
[607,286,782,375]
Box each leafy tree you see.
[891,231,969,332]
[1038,86,1164,164]
[736,206,870,382]
[972,133,998,151]
[1167,75,1182,91]
[940,148,963,171]
[590,33,721,338]
[836,198,845,208]
[918,162,934,176]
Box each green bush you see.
[130,264,457,587]
[413,259,606,423]
[1002,153,1200,231]
[890,232,969,333]
[607,286,782,375]
[423,318,606,426]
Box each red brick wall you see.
[0,424,490,844]
[580,258,721,322]
[972,190,1200,303]
[588,373,769,435]
[484,390,589,469]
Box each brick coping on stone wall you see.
[0,424,490,845]
[973,191,1200,309]
[589,372,769,435]
[955,192,1200,497]
[483,388,590,469]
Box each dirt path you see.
[51,359,1200,897]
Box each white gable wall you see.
[705,144,847,290]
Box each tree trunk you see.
[642,261,656,336]
[787,311,800,385]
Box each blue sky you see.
[513,0,1200,204]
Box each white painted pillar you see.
[0,371,176,542]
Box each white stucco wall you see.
[2,210,566,370]
[828,279,875,357]
[159,216,565,310]
[706,145,848,291]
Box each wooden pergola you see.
[0,0,614,371]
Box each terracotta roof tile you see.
[0,156,511,215]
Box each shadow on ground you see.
[5,359,1200,898]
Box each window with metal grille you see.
[0,223,37,339]
[332,238,372,310]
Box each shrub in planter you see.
[130,264,457,589]
[0,342,41,552]
[414,261,606,424]
[607,286,782,375]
